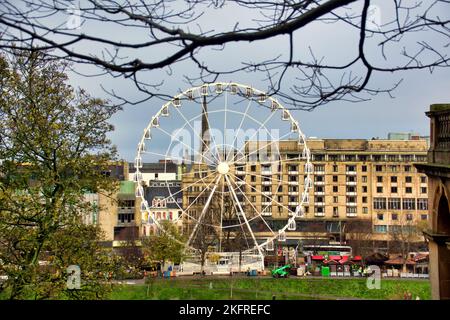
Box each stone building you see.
[415,103,450,300]
[83,161,141,248]
[182,138,429,253]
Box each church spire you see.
[200,95,210,161]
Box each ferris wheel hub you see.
[217,162,230,175]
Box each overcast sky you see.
[63,1,449,161]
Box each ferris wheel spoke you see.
[155,125,217,166]
[152,170,217,211]
[223,90,228,160]
[229,102,279,162]
[224,181,250,249]
[227,174,276,236]
[218,176,225,252]
[186,175,221,247]
[172,104,221,164]
[224,175,264,257]
[232,128,295,164]
[225,97,253,162]
[172,177,218,225]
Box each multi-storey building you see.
[141,180,183,236]
[82,161,142,248]
[181,138,429,254]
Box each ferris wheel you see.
[134,82,312,266]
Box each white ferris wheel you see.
[134,82,312,269]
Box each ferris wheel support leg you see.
[224,175,264,264]
[185,175,221,249]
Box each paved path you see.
[112,274,429,285]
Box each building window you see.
[345,155,356,161]
[333,207,339,217]
[346,165,356,172]
[389,155,399,161]
[118,213,134,223]
[347,186,356,193]
[315,175,324,182]
[329,155,339,161]
[404,165,411,172]
[346,196,356,203]
[346,206,357,213]
[362,176,367,183]
[417,198,428,210]
[405,176,412,183]
[388,198,401,210]
[373,198,386,210]
[377,213,384,220]
[362,196,367,203]
[391,176,397,183]
[314,164,325,172]
[119,200,135,208]
[362,165,367,172]
[392,213,398,221]
[403,198,415,210]
[333,175,338,182]
[333,165,338,172]
[362,186,368,193]
[377,186,383,193]
[421,187,427,194]
[373,155,382,161]
[406,214,413,221]
[389,165,398,172]
[391,187,398,193]
[405,187,412,194]
[377,176,383,183]
[375,165,383,172]
[289,175,297,182]
[421,214,428,220]
[333,196,338,203]
[315,154,325,161]
[251,175,256,182]
[374,225,387,233]
[420,176,427,183]
[251,165,256,172]
[363,207,368,214]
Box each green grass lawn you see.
[109,277,431,300]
